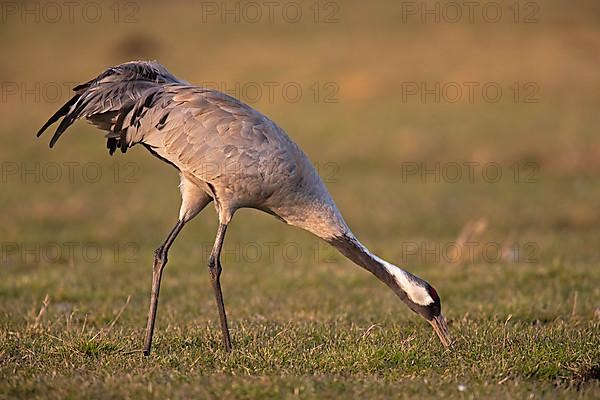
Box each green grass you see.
[1,218,599,398]
[1,0,600,398]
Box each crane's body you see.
[38,61,451,355]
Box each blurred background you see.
[1,0,599,397]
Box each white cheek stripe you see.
[382,260,434,306]
[360,245,434,306]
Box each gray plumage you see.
[38,61,451,355]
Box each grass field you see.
[1,0,599,398]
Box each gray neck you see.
[326,233,434,308]
[275,180,434,308]
[327,234,397,289]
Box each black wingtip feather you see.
[49,117,73,148]
[36,95,80,138]
[107,137,117,155]
[49,116,73,148]
[48,99,90,147]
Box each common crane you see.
[37,61,451,355]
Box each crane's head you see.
[325,234,451,347]
[401,280,451,347]
[381,260,452,347]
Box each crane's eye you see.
[427,285,440,304]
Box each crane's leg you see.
[208,223,232,351]
[143,219,185,356]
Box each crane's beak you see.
[428,314,452,348]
